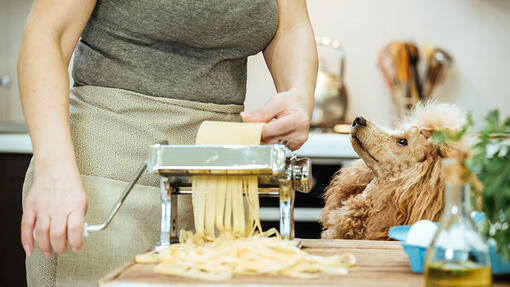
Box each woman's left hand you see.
[241,90,313,151]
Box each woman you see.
[18,0,317,286]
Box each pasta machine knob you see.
[292,157,312,193]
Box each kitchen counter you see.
[0,131,358,159]
[0,130,356,225]
[0,123,31,154]
[0,133,32,154]
[296,132,357,160]
[99,239,510,287]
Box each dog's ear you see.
[321,160,374,233]
[323,160,375,211]
[392,153,445,225]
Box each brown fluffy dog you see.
[320,102,467,240]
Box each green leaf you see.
[431,129,450,145]
[504,117,510,129]
[466,109,510,261]
[484,110,500,132]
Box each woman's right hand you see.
[17,0,97,258]
[21,160,87,258]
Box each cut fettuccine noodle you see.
[136,229,356,281]
[135,121,355,280]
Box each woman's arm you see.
[242,0,317,151]
[18,0,96,257]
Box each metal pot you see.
[311,37,349,131]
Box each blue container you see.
[389,225,510,274]
[490,246,510,274]
[400,243,427,273]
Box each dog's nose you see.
[352,116,367,127]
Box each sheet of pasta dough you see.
[195,121,264,145]
[193,121,264,237]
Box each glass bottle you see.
[424,158,491,287]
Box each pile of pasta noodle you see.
[135,121,355,281]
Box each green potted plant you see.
[434,110,510,272]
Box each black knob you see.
[352,116,367,127]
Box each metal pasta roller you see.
[85,143,311,251]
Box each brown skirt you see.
[22,85,244,287]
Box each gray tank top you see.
[72,0,278,105]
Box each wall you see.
[246,0,510,127]
[0,0,30,123]
[2,0,510,127]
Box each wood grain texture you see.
[99,239,510,287]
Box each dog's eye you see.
[397,138,408,146]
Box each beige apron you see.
[22,85,244,287]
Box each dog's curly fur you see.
[320,102,468,240]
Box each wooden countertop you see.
[99,239,510,287]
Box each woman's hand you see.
[241,90,312,151]
[250,0,317,151]
[21,161,87,258]
[18,0,96,257]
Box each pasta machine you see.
[85,143,311,251]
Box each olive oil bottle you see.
[426,261,491,287]
[424,158,491,287]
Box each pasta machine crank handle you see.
[83,161,148,236]
[83,140,169,236]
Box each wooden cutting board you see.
[99,239,510,287]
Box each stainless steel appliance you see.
[84,143,312,250]
[311,37,349,131]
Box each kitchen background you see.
[1,0,510,124]
[246,0,510,126]
[1,0,510,286]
